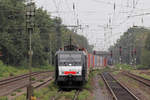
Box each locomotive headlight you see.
[77,70,80,74]
[69,63,72,66]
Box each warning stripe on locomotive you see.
[59,66,82,76]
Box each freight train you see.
[55,43,111,88]
[87,52,111,68]
[55,44,88,88]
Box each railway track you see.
[0,71,51,85]
[73,90,80,100]
[8,76,53,100]
[101,72,139,100]
[52,90,63,100]
[52,89,80,100]
[0,71,52,96]
[123,71,150,87]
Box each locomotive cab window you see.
[58,53,82,66]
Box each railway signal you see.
[26,0,35,99]
[93,50,96,55]
[119,46,122,56]
[0,51,2,57]
[131,50,134,57]
[134,48,137,66]
[119,46,122,64]
[110,50,112,58]
[134,48,136,55]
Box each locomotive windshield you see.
[59,53,82,66]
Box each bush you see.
[136,65,149,69]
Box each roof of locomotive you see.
[55,50,87,55]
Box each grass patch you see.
[14,95,26,100]
[98,67,113,74]
[16,89,22,93]
[60,90,75,99]
[34,81,58,98]
[83,79,92,91]
[131,70,150,80]
[84,67,112,90]
[0,60,54,79]
[78,89,91,100]
[115,64,135,70]
[98,79,104,88]
[11,93,16,96]
[0,97,8,100]
[139,74,150,80]
[39,79,44,82]
[31,77,36,81]
[83,70,95,90]
[48,81,58,91]
[136,65,149,69]
[15,81,58,100]
[112,71,120,75]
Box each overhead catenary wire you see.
[43,0,149,51]
[91,0,140,9]
[52,0,60,17]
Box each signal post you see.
[26,0,35,100]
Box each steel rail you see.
[123,71,150,87]
[101,72,140,100]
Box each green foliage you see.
[100,67,112,72]
[48,81,58,91]
[109,26,150,67]
[98,80,104,88]
[83,70,98,90]
[112,71,120,75]
[0,60,54,79]
[39,79,44,82]
[78,90,90,100]
[0,0,93,67]
[0,61,27,78]
[35,65,55,71]
[34,81,58,99]
[31,77,36,81]
[115,64,135,70]
[11,92,16,96]
[16,85,57,100]
[141,49,150,66]
[136,65,149,69]
[83,79,92,90]
[16,89,22,93]
[145,32,150,50]
[0,97,8,100]
[131,70,150,80]
[34,88,49,98]
[14,95,26,100]
[60,90,75,99]
[137,73,150,80]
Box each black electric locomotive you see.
[55,44,88,88]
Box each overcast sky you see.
[34,0,150,51]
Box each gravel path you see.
[93,75,113,100]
